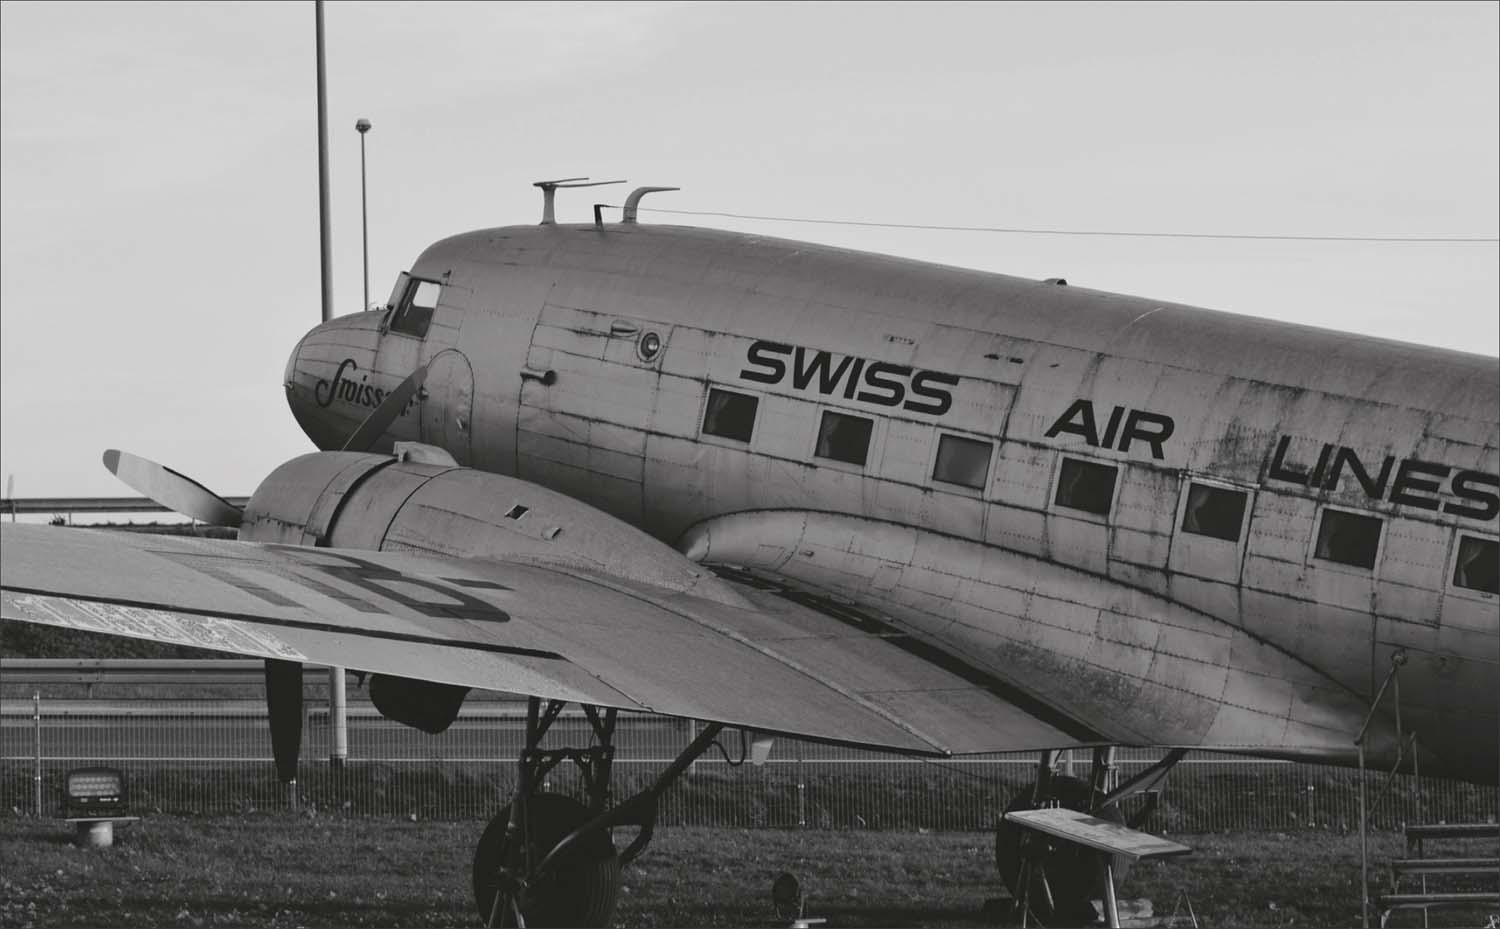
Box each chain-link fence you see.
[4,692,1495,831]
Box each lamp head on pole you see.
[356,118,372,134]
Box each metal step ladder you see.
[1377,823,1500,927]
[1356,652,1500,928]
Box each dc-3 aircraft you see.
[2,183,1497,927]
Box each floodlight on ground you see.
[64,767,127,818]
[63,766,137,848]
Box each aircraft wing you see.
[0,523,1100,756]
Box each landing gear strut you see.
[472,698,724,928]
[995,747,1185,926]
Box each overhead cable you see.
[619,206,1499,244]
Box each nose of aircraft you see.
[284,312,407,452]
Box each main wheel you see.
[995,775,1130,926]
[472,794,620,928]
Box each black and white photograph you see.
[2,2,1496,927]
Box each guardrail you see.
[1,496,251,517]
[1,659,318,685]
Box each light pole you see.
[314,0,332,323]
[356,118,372,311]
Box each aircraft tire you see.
[994,774,1131,926]
[472,794,620,928]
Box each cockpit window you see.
[388,277,440,338]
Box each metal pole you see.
[797,742,806,828]
[356,119,371,311]
[330,666,348,768]
[1102,861,1121,929]
[33,691,42,816]
[1411,731,1422,824]
[1358,741,1369,928]
[314,0,333,323]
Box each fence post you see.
[33,690,42,817]
[330,666,348,770]
[796,743,806,828]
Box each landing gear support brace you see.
[476,697,724,928]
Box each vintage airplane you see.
[3,183,1496,927]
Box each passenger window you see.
[1054,458,1117,516]
[389,279,440,338]
[702,388,758,443]
[1453,535,1498,594]
[933,434,992,490]
[815,411,873,466]
[1181,482,1248,542]
[1314,509,1382,569]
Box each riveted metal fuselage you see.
[285,223,1499,781]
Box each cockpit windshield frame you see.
[383,273,411,312]
[385,274,441,339]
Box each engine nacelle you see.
[237,449,745,735]
[369,674,470,734]
[237,450,743,600]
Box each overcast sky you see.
[2,1,1496,504]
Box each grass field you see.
[2,815,1495,928]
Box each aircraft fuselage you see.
[285,222,1499,782]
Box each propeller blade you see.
[341,363,429,453]
[102,449,243,527]
[264,659,303,785]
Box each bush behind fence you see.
[4,698,1495,832]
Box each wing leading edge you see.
[0,524,1097,756]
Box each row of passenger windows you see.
[1049,456,1496,591]
[1060,461,1496,591]
[699,387,1499,595]
[706,388,996,487]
